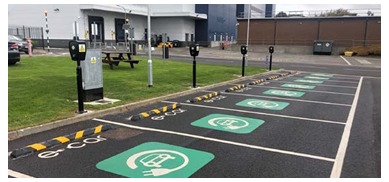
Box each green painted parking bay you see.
[97,142,214,178]
[294,79,324,84]
[304,76,330,80]
[262,89,305,97]
[191,114,265,134]
[236,99,289,110]
[281,84,316,89]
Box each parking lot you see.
[9,70,375,178]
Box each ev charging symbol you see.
[208,117,249,130]
[126,150,189,177]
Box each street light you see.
[117,5,128,49]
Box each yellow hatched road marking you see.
[53,136,70,143]
[163,106,168,112]
[141,113,150,117]
[172,104,177,109]
[28,143,47,151]
[94,125,103,134]
[75,130,84,139]
[152,109,161,114]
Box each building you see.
[195,4,237,46]
[8,4,270,48]
[236,4,275,18]
[8,4,207,47]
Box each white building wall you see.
[8,4,82,39]
[151,17,195,41]
[82,10,147,41]
[150,4,195,13]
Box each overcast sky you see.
[276,4,381,12]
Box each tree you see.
[319,8,356,17]
[276,11,288,17]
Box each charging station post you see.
[240,45,248,77]
[269,46,274,71]
[189,44,199,88]
[69,40,87,113]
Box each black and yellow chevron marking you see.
[130,103,182,121]
[249,79,266,85]
[289,70,297,74]
[266,75,280,80]
[225,84,247,92]
[190,91,221,103]
[10,124,112,158]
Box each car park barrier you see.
[10,124,112,158]
[225,84,247,92]
[190,91,221,103]
[249,79,266,85]
[129,103,181,121]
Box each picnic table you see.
[101,50,141,70]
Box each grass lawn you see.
[8,56,268,131]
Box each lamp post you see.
[117,5,128,50]
[147,4,153,87]
[44,10,50,52]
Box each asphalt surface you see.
[8,56,381,178]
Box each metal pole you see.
[44,11,50,52]
[76,60,85,113]
[193,56,196,88]
[93,22,96,48]
[269,53,273,71]
[147,4,153,87]
[246,4,250,47]
[242,55,245,77]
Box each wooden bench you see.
[102,51,141,70]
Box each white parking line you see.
[93,118,335,162]
[8,169,35,178]
[269,80,357,89]
[228,84,355,96]
[340,56,352,65]
[299,71,381,79]
[330,77,363,178]
[355,59,371,65]
[281,77,359,84]
[162,101,346,125]
[204,90,352,107]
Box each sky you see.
[276,4,381,12]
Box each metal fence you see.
[237,39,381,47]
[8,26,45,48]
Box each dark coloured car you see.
[8,35,33,54]
[8,42,20,65]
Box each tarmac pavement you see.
[8,68,380,178]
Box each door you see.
[115,19,125,42]
[88,16,105,42]
[185,33,189,46]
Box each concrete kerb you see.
[8,69,284,140]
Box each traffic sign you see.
[281,84,316,89]
[236,99,290,110]
[304,76,330,80]
[96,142,214,178]
[262,89,305,97]
[191,114,265,134]
[294,79,324,84]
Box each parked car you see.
[8,42,20,65]
[8,35,33,54]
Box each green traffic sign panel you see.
[304,76,330,80]
[262,89,305,97]
[236,99,290,110]
[191,114,265,134]
[311,73,334,77]
[96,142,215,178]
[281,84,316,89]
[294,79,324,84]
